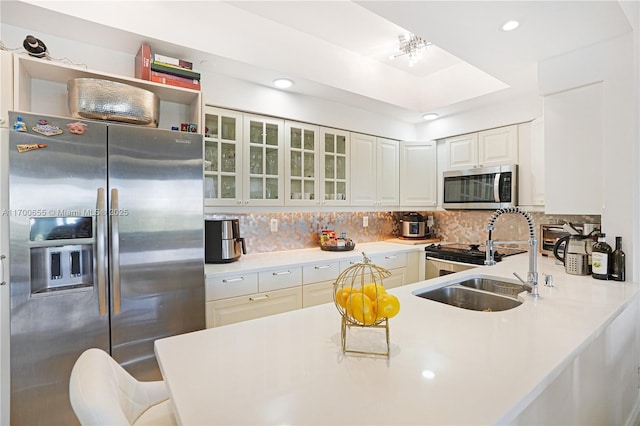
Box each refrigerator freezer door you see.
[8,112,110,426]
[107,125,205,380]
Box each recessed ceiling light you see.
[501,20,520,32]
[422,113,438,121]
[273,78,294,89]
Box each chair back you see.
[69,348,170,425]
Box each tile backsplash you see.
[205,211,601,254]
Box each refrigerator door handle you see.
[110,188,121,315]
[96,188,107,316]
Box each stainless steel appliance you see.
[205,219,246,263]
[540,224,571,256]
[400,212,426,238]
[540,223,600,257]
[442,165,517,209]
[424,243,526,279]
[7,112,205,425]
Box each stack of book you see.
[135,44,201,90]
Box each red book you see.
[135,43,151,81]
[150,71,201,90]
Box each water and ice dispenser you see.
[29,217,94,295]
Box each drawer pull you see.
[314,265,331,270]
[249,295,270,302]
[384,255,397,260]
[222,277,244,283]
[272,270,291,276]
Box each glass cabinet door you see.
[320,128,349,205]
[243,115,284,205]
[285,122,319,206]
[204,107,243,206]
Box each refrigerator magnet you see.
[16,144,47,153]
[67,122,87,135]
[32,120,63,136]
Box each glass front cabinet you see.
[320,128,349,206]
[243,115,285,206]
[285,121,319,206]
[204,107,243,206]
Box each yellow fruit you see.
[361,282,386,302]
[346,293,376,325]
[335,286,357,309]
[375,294,400,319]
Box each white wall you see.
[414,90,542,141]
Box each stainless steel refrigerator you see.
[7,111,205,425]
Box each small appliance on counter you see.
[205,219,246,263]
[400,212,432,238]
[552,223,599,276]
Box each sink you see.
[456,277,527,298]
[414,286,522,312]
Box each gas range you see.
[425,243,527,265]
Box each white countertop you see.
[157,253,639,425]
[204,241,426,277]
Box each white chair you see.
[69,348,177,426]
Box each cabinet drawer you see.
[384,267,407,289]
[206,286,302,328]
[370,252,407,270]
[259,267,302,292]
[302,280,335,308]
[206,272,258,301]
[303,261,340,285]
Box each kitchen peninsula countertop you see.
[204,241,427,277]
[158,253,639,425]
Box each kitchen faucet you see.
[485,206,540,298]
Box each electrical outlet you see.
[270,218,278,232]
[363,216,369,227]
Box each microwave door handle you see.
[493,173,501,202]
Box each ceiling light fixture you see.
[422,113,438,121]
[273,78,294,89]
[501,20,520,31]
[389,33,431,67]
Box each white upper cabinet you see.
[399,141,437,207]
[203,107,243,207]
[320,128,350,206]
[446,133,478,170]
[478,125,519,167]
[544,82,603,215]
[284,121,320,206]
[243,114,285,206]
[517,120,545,209]
[350,133,399,207]
[445,125,518,170]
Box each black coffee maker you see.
[205,219,246,263]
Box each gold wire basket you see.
[332,252,394,357]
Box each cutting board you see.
[386,237,440,245]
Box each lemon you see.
[346,293,376,325]
[375,294,400,319]
[362,282,386,302]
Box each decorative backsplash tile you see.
[205,210,601,254]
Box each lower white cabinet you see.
[205,249,421,327]
[206,287,302,328]
[302,261,341,308]
[425,258,477,280]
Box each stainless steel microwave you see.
[442,164,518,209]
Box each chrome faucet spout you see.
[484,207,540,299]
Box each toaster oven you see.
[540,224,572,256]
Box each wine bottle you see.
[611,236,626,281]
[592,233,612,280]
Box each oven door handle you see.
[493,173,501,202]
